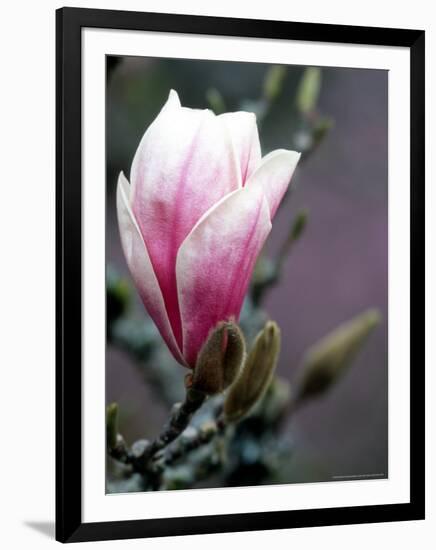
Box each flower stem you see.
[157,416,227,468]
[132,388,206,471]
[108,387,207,477]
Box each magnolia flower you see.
[117,90,300,368]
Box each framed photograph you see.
[56,7,425,543]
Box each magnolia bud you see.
[106,402,119,449]
[263,65,286,102]
[224,321,281,422]
[206,88,226,114]
[296,67,321,114]
[192,322,246,395]
[290,210,308,241]
[296,309,381,401]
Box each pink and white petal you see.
[176,186,272,367]
[130,89,181,199]
[219,111,261,183]
[246,149,301,219]
[129,93,241,349]
[116,172,186,366]
[160,88,181,112]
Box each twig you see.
[146,388,205,455]
[157,416,227,468]
[108,435,133,465]
[110,388,207,474]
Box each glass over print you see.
[56,8,424,542]
[106,57,388,493]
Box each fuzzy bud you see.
[224,321,281,422]
[192,322,246,395]
[296,67,321,114]
[263,65,287,102]
[296,309,381,401]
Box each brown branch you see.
[108,388,207,474]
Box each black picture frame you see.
[56,7,425,543]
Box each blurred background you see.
[106,56,388,487]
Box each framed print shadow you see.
[56,7,425,543]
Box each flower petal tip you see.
[117,171,131,202]
[168,89,181,106]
